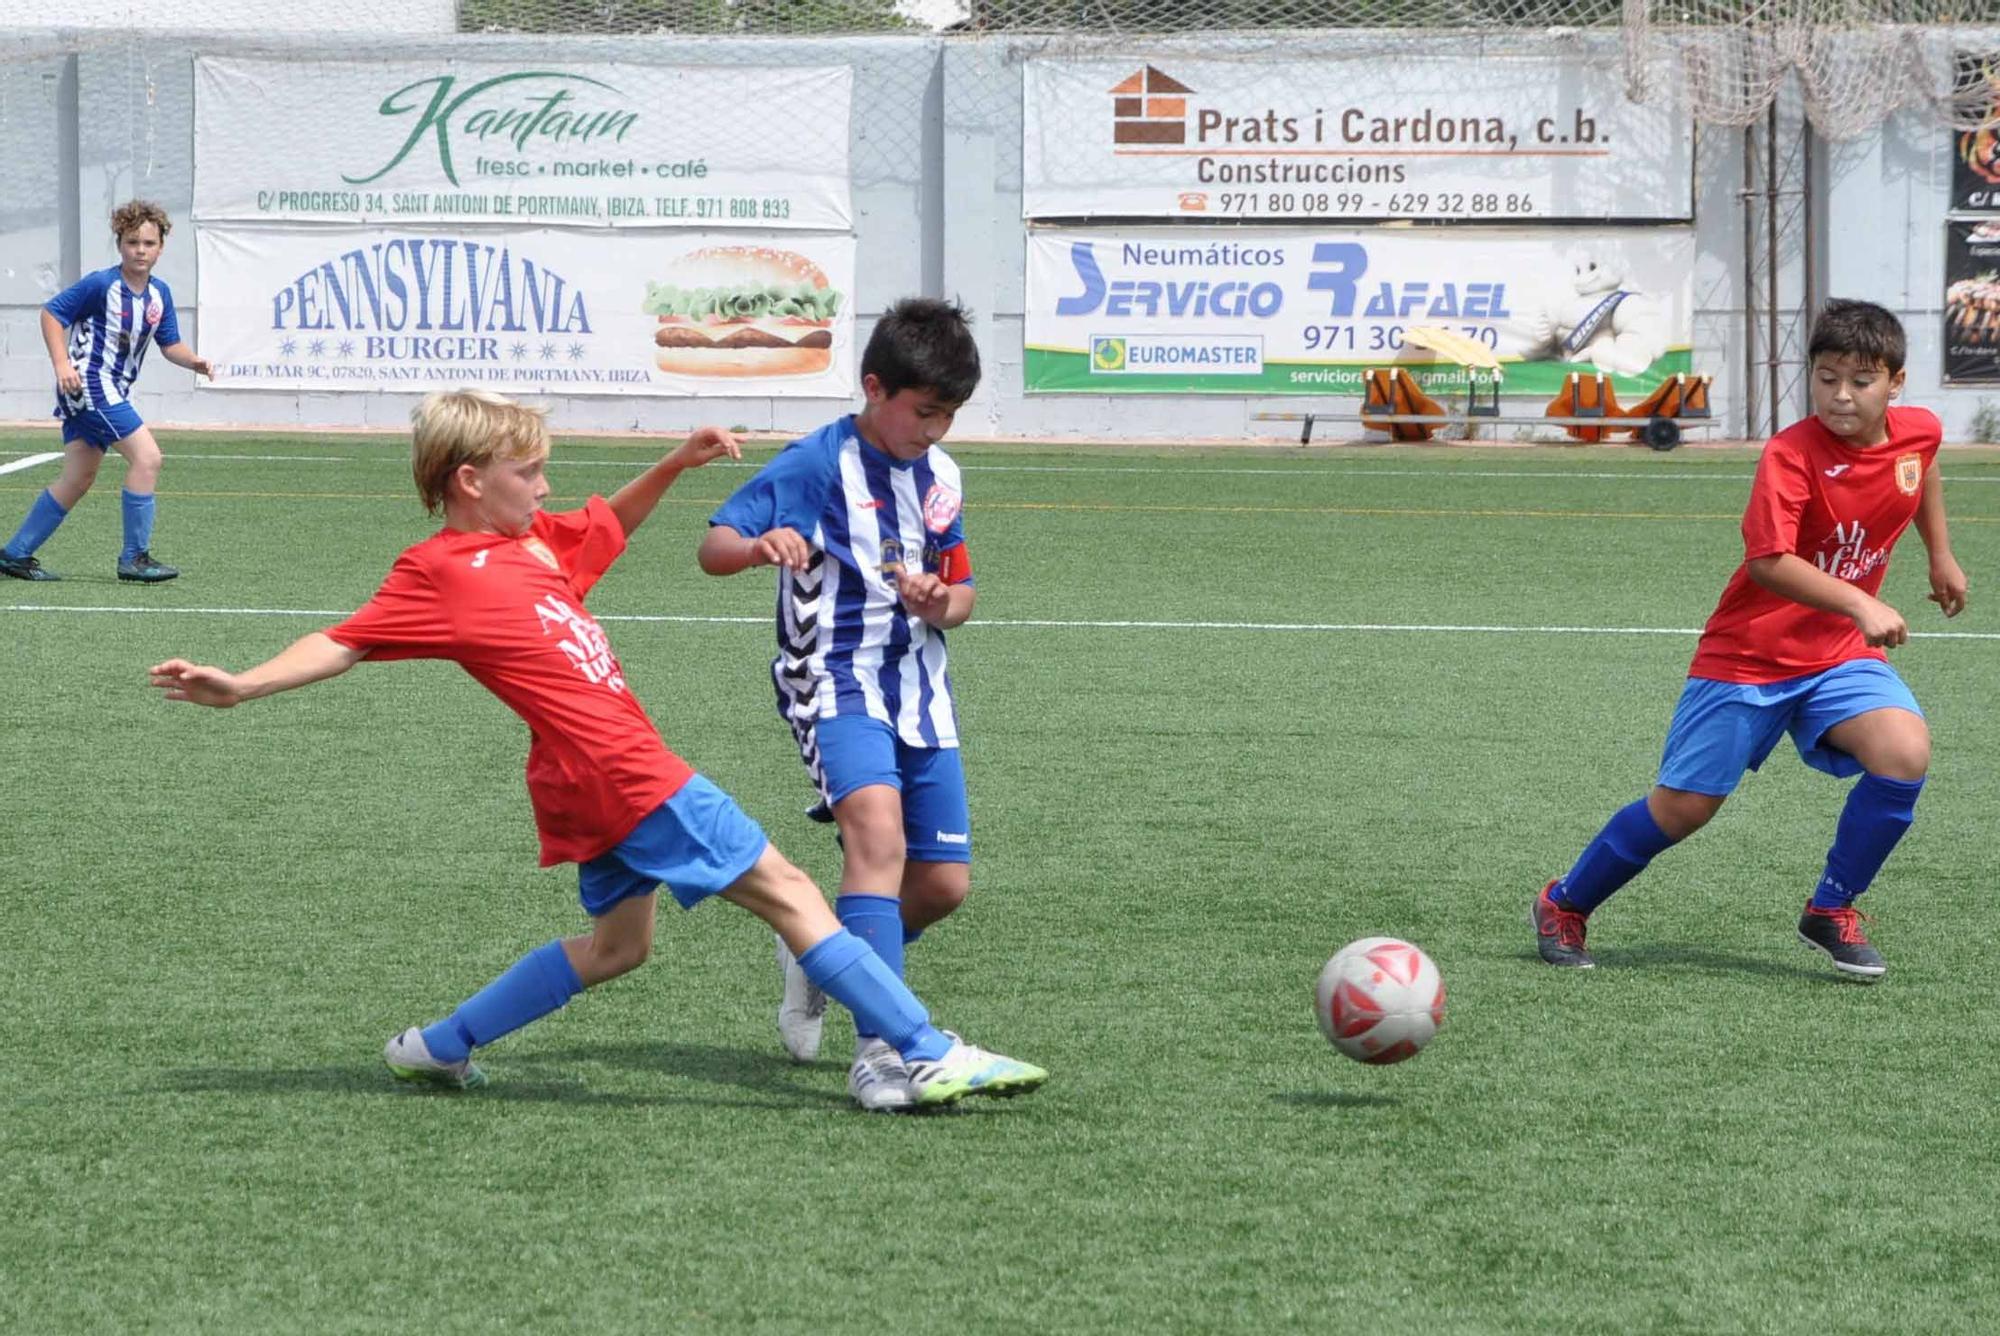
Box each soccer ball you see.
[1314,937,1446,1065]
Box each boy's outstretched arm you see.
[608,426,741,537]
[150,632,365,708]
[1915,465,1967,618]
[159,341,216,381]
[698,523,813,575]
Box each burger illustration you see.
[643,246,842,377]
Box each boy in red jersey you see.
[149,390,1046,1107]
[1532,300,1968,979]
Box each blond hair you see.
[410,389,550,515]
[111,199,171,242]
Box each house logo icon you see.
[1111,66,1193,146]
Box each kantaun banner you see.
[195,57,853,231]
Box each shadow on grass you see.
[160,1041,848,1112]
[1585,944,1833,982]
[1490,942,1834,982]
[1270,1090,1402,1110]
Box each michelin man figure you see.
[1524,251,1670,377]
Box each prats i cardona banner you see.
[1025,56,1692,223]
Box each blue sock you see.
[4,489,69,559]
[420,940,584,1064]
[836,893,903,1040]
[120,489,155,563]
[798,929,950,1063]
[1555,798,1679,914]
[1812,774,1924,909]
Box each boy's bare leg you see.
[561,892,661,987]
[899,860,968,935]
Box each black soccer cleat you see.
[117,550,179,583]
[1798,904,1886,981]
[1530,879,1596,969]
[0,551,59,581]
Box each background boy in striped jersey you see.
[1,200,213,584]
[699,297,986,1112]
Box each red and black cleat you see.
[1798,904,1886,981]
[1530,879,1596,969]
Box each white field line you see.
[7,602,1999,641]
[151,453,358,463]
[125,454,2000,483]
[15,449,1998,484]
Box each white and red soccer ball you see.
[1314,937,1446,1065]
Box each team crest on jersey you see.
[143,292,163,326]
[519,536,560,571]
[922,483,962,534]
[1894,454,1922,496]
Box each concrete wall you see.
[0,27,1991,442]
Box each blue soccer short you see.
[59,401,143,448]
[1656,659,1923,797]
[812,713,971,864]
[577,774,769,916]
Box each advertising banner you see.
[195,57,852,230]
[1024,227,1694,396]
[1024,56,1692,222]
[1944,219,2000,384]
[197,226,855,397]
[1951,52,2000,213]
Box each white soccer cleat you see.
[382,1026,487,1090]
[904,1037,1048,1108]
[847,1037,917,1112]
[776,934,827,1063]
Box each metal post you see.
[1801,122,1817,420]
[57,53,81,286]
[1765,101,1781,439]
[919,43,945,299]
[1743,122,1759,440]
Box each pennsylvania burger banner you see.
[196,225,856,397]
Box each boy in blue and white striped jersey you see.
[0,200,213,584]
[699,297,987,1112]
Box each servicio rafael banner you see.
[1024,228,1694,395]
[196,225,856,397]
[194,57,852,230]
[1024,56,1692,222]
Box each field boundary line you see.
[7,602,1998,641]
